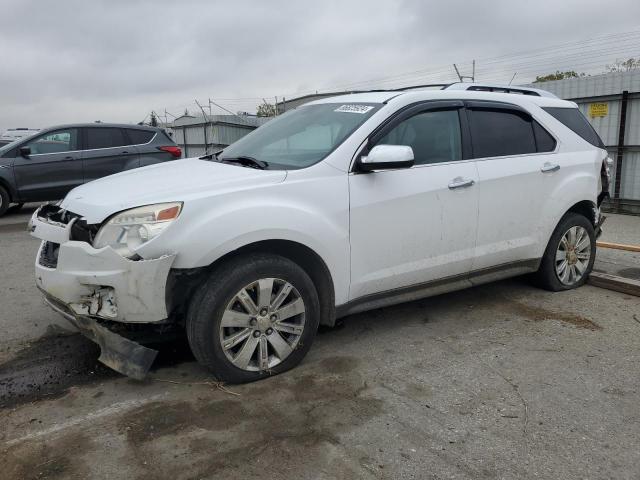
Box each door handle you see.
[448,177,475,190]
[121,151,129,154]
[64,156,75,160]
[541,163,560,173]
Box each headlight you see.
[93,202,182,257]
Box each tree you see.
[256,103,276,117]
[150,112,158,127]
[606,58,640,72]
[532,70,585,83]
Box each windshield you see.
[219,103,381,169]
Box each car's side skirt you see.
[336,259,541,318]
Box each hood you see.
[61,158,287,223]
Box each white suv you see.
[30,84,610,382]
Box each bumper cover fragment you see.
[43,291,158,380]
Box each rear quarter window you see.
[542,107,604,148]
[126,129,155,145]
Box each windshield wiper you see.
[199,149,224,161]
[220,156,268,170]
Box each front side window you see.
[219,103,381,169]
[25,128,79,154]
[375,109,462,165]
[468,109,536,158]
[86,128,127,150]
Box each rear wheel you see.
[533,212,596,291]
[0,186,10,216]
[186,253,320,383]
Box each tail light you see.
[158,146,182,158]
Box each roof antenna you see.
[509,72,518,85]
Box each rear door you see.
[467,101,560,271]
[349,101,479,299]
[81,127,140,183]
[125,128,163,166]
[13,128,83,201]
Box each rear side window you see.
[468,109,536,158]
[543,107,604,147]
[126,129,155,145]
[533,121,556,152]
[86,128,127,149]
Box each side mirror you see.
[358,144,414,172]
[19,146,31,158]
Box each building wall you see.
[170,115,271,158]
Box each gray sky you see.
[1,0,640,132]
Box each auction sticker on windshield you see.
[334,105,375,114]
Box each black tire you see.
[186,253,321,383]
[0,186,10,217]
[533,212,596,291]
[8,202,24,213]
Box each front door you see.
[13,128,83,201]
[349,103,479,300]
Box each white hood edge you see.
[60,157,287,224]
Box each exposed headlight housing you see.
[93,202,182,258]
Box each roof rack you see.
[443,82,557,98]
[391,83,451,91]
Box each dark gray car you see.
[0,123,181,215]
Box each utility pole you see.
[194,99,210,154]
[453,62,475,83]
[453,64,463,82]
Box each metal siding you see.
[173,127,185,145]
[624,98,640,146]
[186,146,207,158]
[522,70,640,99]
[215,124,254,146]
[620,149,640,200]
[575,100,620,146]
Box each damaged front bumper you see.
[41,291,158,379]
[30,207,177,379]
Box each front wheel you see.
[0,186,9,216]
[186,254,320,383]
[533,212,596,291]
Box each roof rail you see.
[391,83,451,91]
[444,82,557,98]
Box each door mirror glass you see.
[19,146,31,157]
[358,144,414,172]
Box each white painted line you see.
[3,392,167,447]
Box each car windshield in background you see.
[219,103,381,169]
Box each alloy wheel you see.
[555,226,591,285]
[219,278,306,371]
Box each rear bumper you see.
[42,290,158,379]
